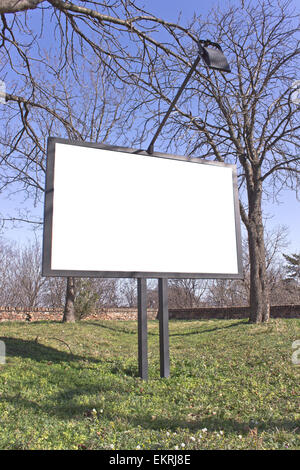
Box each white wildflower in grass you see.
[175,445,179,450]
[238,435,243,440]
[190,436,196,442]
[219,431,224,435]
[181,443,185,448]
[202,428,207,433]
[136,445,141,450]
[166,432,170,437]
[110,444,114,449]
[100,409,103,413]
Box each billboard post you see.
[158,278,170,378]
[137,278,148,380]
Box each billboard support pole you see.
[137,278,148,380]
[158,278,170,378]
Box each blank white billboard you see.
[42,138,242,278]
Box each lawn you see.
[0,318,299,450]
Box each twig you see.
[34,335,73,355]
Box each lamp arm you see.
[147,53,201,154]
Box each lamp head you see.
[199,41,231,73]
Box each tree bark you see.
[0,0,43,13]
[62,276,76,323]
[248,225,270,323]
[247,179,270,323]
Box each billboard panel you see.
[42,138,243,278]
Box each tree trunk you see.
[247,183,270,323]
[63,276,76,323]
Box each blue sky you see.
[143,0,230,21]
[0,0,299,255]
[142,0,250,24]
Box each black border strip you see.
[42,137,243,279]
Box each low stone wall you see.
[80,308,158,321]
[168,304,300,320]
[0,307,158,322]
[0,305,299,322]
[268,304,300,319]
[0,307,63,322]
[169,306,249,320]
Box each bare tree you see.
[117,279,137,307]
[74,277,118,319]
[0,0,299,323]
[207,225,294,307]
[127,0,300,322]
[0,60,135,321]
[206,278,249,307]
[41,276,66,308]
[0,237,16,306]
[168,279,208,309]
[0,237,46,308]
[1,50,137,321]
[14,238,46,308]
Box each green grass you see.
[0,318,299,450]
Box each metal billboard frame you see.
[42,137,243,280]
[42,137,244,380]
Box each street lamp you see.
[141,39,231,380]
[147,39,230,154]
[200,40,231,73]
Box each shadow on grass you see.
[124,413,300,435]
[0,336,140,377]
[1,336,103,366]
[170,320,249,337]
[88,320,248,338]
[88,322,139,335]
[1,336,298,436]
[2,386,299,435]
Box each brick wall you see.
[0,305,299,322]
[0,307,158,322]
[168,305,300,320]
[0,307,63,322]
